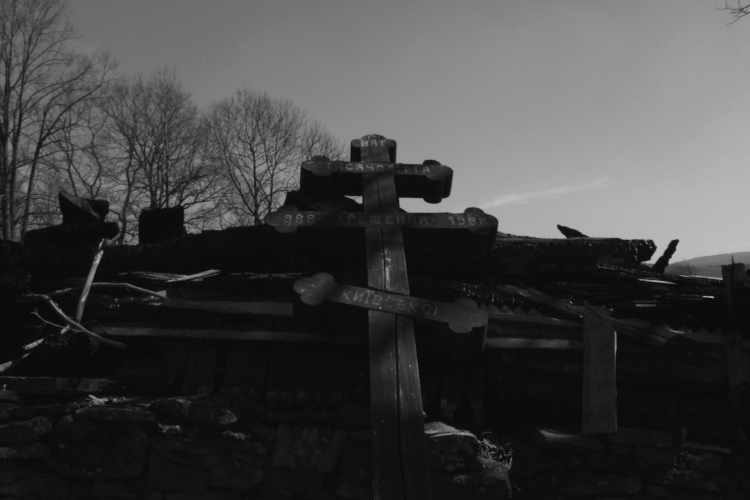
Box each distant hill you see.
[663,251,750,278]
[678,251,750,267]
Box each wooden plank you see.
[265,208,496,232]
[102,326,365,343]
[368,309,403,499]
[582,304,617,435]
[375,153,432,499]
[488,312,582,330]
[485,338,581,349]
[303,159,452,178]
[362,143,404,500]
[161,300,293,316]
[293,273,487,333]
[300,157,453,201]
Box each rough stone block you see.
[246,423,276,442]
[334,482,373,498]
[229,450,266,467]
[337,438,372,485]
[450,457,511,491]
[291,468,324,494]
[149,396,239,426]
[47,416,144,478]
[557,472,643,496]
[92,478,149,498]
[262,466,294,497]
[76,406,155,422]
[605,441,633,455]
[262,467,324,496]
[0,389,20,403]
[272,424,340,470]
[0,465,34,484]
[196,454,263,491]
[664,469,721,492]
[174,435,270,463]
[607,427,672,448]
[0,416,51,443]
[337,404,370,430]
[684,452,723,472]
[633,445,675,468]
[424,422,479,471]
[151,437,215,456]
[165,492,236,500]
[147,454,209,494]
[0,443,50,459]
[0,470,70,498]
[643,483,678,499]
[314,429,347,473]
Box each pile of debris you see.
[0,163,748,499]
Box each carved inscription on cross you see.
[264,135,495,500]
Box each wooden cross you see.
[265,134,497,499]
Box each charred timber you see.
[23,223,120,248]
[557,224,589,238]
[18,227,656,280]
[650,239,679,274]
[490,236,656,276]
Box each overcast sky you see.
[67,0,750,262]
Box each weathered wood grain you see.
[361,140,405,500]
[265,208,496,232]
[293,273,487,333]
[376,171,431,500]
[582,304,617,434]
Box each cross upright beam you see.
[353,135,432,500]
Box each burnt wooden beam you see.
[23,223,119,248]
[17,228,656,280]
[582,304,617,434]
[557,224,588,238]
[650,239,679,274]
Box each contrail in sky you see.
[479,177,610,210]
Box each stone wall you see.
[0,393,376,499]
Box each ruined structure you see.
[0,135,748,499]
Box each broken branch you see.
[21,294,126,349]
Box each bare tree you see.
[101,70,221,242]
[0,0,115,241]
[206,89,344,226]
[720,1,750,23]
